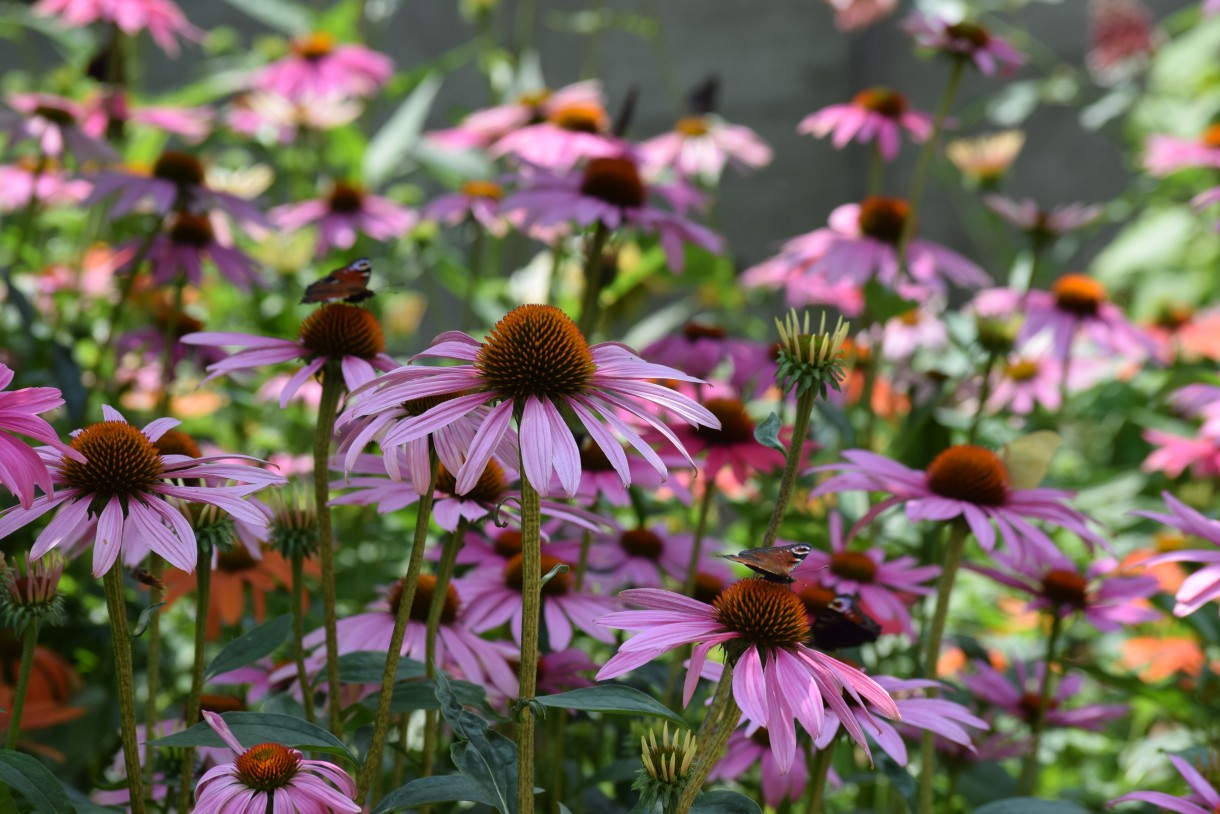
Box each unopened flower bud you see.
[633,722,698,809]
[774,309,850,398]
[0,552,67,633]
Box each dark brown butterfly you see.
[131,567,164,591]
[301,258,375,304]
[809,595,881,651]
[720,543,813,584]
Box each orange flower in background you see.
[1122,544,1186,594]
[0,639,85,759]
[164,547,317,640]
[1120,636,1206,683]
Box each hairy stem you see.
[103,568,147,814]
[142,556,164,785]
[576,222,611,337]
[899,58,965,261]
[314,365,346,736]
[1019,613,1063,795]
[423,517,467,777]
[966,351,999,445]
[761,388,817,548]
[178,558,211,814]
[4,622,40,749]
[517,471,543,814]
[675,665,740,814]
[804,742,835,814]
[290,551,316,724]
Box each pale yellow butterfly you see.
[1000,430,1061,490]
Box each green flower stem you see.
[683,477,718,595]
[675,664,740,814]
[142,556,164,785]
[314,364,346,737]
[804,743,834,814]
[103,568,147,814]
[358,449,439,801]
[917,521,970,814]
[1058,337,1075,422]
[761,388,817,549]
[899,59,965,261]
[1019,613,1063,795]
[576,222,611,337]
[423,517,467,778]
[4,621,40,749]
[517,470,544,814]
[966,351,999,445]
[869,146,885,197]
[290,551,316,724]
[573,527,595,592]
[178,558,211,814]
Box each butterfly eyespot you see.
[792,544,813,555]
[351,258,373,271]
[829,596,851,612]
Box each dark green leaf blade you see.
[204,615,292,680]
[154,712,355,761]
[536,685,686,727]
[435,671,518,814]
[0,749,74,814]
[337,651,426,684]
[753,412,786,453]
[691,790,764,814]
[974,799,1090,814]
[372,775,499,813]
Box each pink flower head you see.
[1133,492,1220,617]
[1110,754,1220,813]
[34,0,201,56]
[880,305,948,361]
[1170,383,1220,435]
[253,32,392,102]
[0,364,77,509]
[1087,0,1161,85]
[81,89,213,143]
[642,322,770,387]
[1018,274,1157,361]
[1141,430,1220,479]
[0,93,118,164]
[182,304,398,408]
[1209,0,1220,13]
[501,155,723,273]
[272,181,416,257]
[799,88,934,161]
[668,395,786,482]
[427,81,606,152]
[815,676,988,766]
[1144,126,1220,175]
[487,96,623,170]
[813,445,1107,563]
[745,197,988,300]
[970,551,1159,631]
[536,649,597,694]
[793,512,939,637]
[905,13,1026,77]
[193,710,359,814]
[122,211,260,289]
[984,195,1103,241]
[597,583,900,773]
[227,91,362,144]
[0,161,90,212]
[985,352,1101,416]
[710,727,809,807]
[559,437,676,507]
[639,115,773,181]
[341,304,720,496]
[581,523,697,590]
[822,0,899,30]
[741,247,866,315]
[962,659,1127,731]
[0,406,284,576]
[424,179,511,236]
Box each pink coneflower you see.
[0,406,283,576]
[34,0,200,56]
[905,14,1026,77]
[1087,0,1161,85]
[0,161,90,212]
[639,115,773,181]
[741,250,866,315]
[562,438,672,507]
[427,82,606,151]
[0,93,117,163]
[970,552,1159,631]
[798,88,933,161]
[122,212,261,289]
[423,179,510,236]
[984,195,1103,242]
[1144,126,1220,175]
[880,306,948,361]
[502,155,722,273]
[984,352,1101,416]
[597,583,900,772]
[814,676,988,766]
[822,0,899,30]
[813,445,1107,561]
[1142,430,1220,479]
[303,574,518,698]
[193,710,359,814]
[0,364,77,509]
[252,32,391,102]
[793,513,939,637]
[88,150,267,227]
[710,728,809,807]
[582,523,696,590]
[80,90,212,143]
[488,98,622,170]
[1209,0,1220,14]
[1133,493,1220,617]
[182,304,398,408]
[1110,754,1220,813]
[1008,275,1156,360]
[271,181,416,257]
[1169,383,1220,436]
[961,659,1126,731]
[536,649,597,694]
[343,304,719,495]
[227,91,362,144]
[642,322,767,385]
[458,551,618,650]
[669,396,785,483]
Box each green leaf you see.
[364,73,444,186]
[154,712,355,762]
[861,279,917,325]
[373,775,500,813]
[204,615,292,680]
[338,651,426,684]
[357,678,493,716]
[540,562,570,590]
[435,671,518,814]
[691,790,764,814]
[973,799,1090,814]
[0,749,74,814]
[131,601,165,638]
[535,685,686,727]
[753,412,786,453]
[219,0,312,36]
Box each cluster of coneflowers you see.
[3,0,1220,813]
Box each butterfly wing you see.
[1000,430,1060,490]
[721,553,796,583]
[301,260,374,304]
[720,544,811,584]
[809,596,881,651]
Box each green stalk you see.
[917,522,970,814]
[675,665,740,814]
[516,469,544,814]
[4,622,40,749]
[576,222,611,337]
[869,146,884,197]
[357,449,439,801]
[1018,613,1063,794]
[290,551,316,724]
[142,556,164,785]
[177,559,211,814]
[966,351,999,445]
[663,478,718,707]
[804,742,834,814]
[760,388,817,549]
[103,568,146,814]
[898,59,965,262]
[423,517,467,778]
[314,364,346,736]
